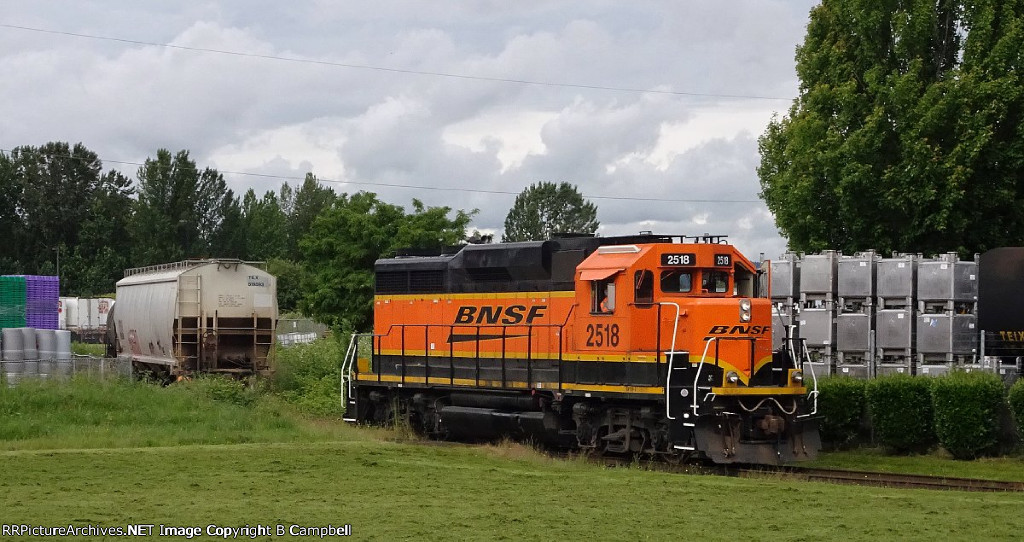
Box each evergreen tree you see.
[132,149,234,265]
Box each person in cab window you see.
[594,279,616,313]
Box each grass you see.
[70,342,106,356]
[3,439,1024,541]
[0,376,369,450]
[807,447,1024,482]
[1,377,1023,540]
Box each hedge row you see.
[815,371,1019,459]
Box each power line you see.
[0,22,792,102]
[0,147,763,204]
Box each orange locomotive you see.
[343,234,820,464]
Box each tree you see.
[63,170,135,295]
[283,173,336,259]
[267,257,305,313]
[131,149,234,265]
[758,0,1024,256]
[502,182,599,242]
[0,150,26,272]
[300,192,473,329]
[9,143,105,272]
[0,143,134,294]
[242,189,288,261]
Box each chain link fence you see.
[2,355,131,386]
[277,318,329,347]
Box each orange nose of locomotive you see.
[683,297,773,384]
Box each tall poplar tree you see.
[758,0,1024,255]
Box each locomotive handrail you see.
[793,336,819,418]
[340,332,369,417]
[659,302,682,420]
[692,337,718,416]
[369,321,569,391]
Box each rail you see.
[123,258,267,277]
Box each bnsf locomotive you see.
[343,234,820,464]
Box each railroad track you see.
[591,456,1024,492]
[383,434,1023,493]
[748,466,1024,493]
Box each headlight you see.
[739,298,751,322]
[726,371,740,384]
[791,370,804,384]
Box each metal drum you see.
[3,327,24,385]
[54,329,73,379]
[36,328,57,379]
[20,327,38,377]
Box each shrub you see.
[1009,378,1024,439]
[815,377,867,449]
[931,371,1006,459]
[184,375,258,407]
[272,337,345,416]
[865,374,934,453]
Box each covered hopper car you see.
[343,235,820,464]
[108,259,277,378]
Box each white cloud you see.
[443,109,555,172]
[0,0,818,257]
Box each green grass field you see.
[1,378,1023,541]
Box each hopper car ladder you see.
[176,274,202,371]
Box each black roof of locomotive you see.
[373,234,719,294]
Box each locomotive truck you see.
[343,234,820,464]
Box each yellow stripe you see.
[711,386,807,396]
[375,349,662,363]
[561,383,663,394]
[376,291,576,302]
[354,374,663,395]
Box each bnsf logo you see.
[708,325,769,335]
[454,305,547,325]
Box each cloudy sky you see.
[0,1,819,259]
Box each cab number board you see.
[714,254,732,267]
[661,253,696,266]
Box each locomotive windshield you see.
[660,270,693,293]
[702,270,730,293]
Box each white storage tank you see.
[112,259,277,377]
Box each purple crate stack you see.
[21,275,59,330]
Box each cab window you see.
[660,270,692,293]
[591,279,616,314]
[702,270,730,293]
[634,270,654,305]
